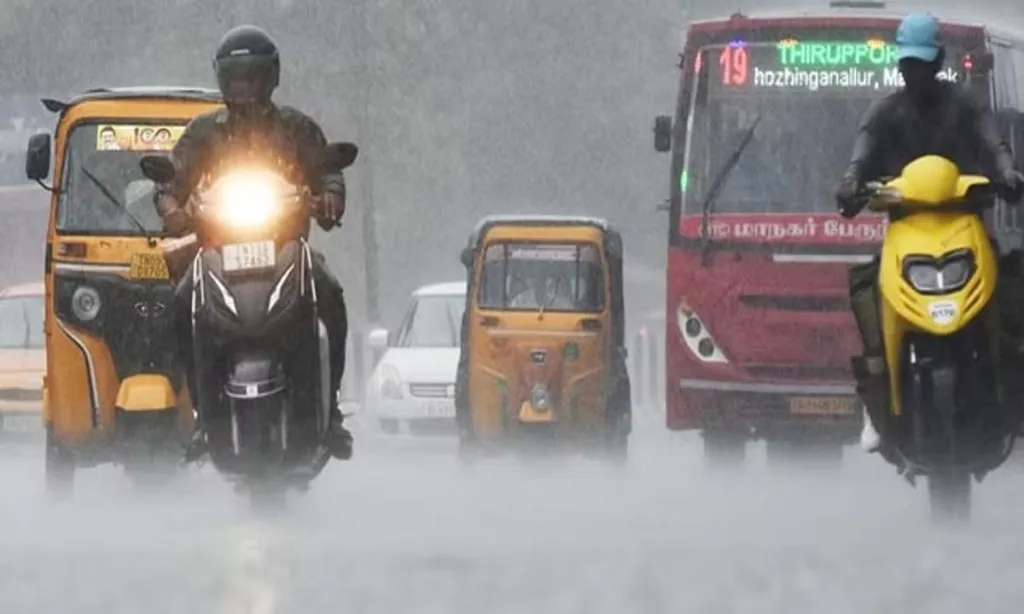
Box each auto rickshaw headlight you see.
[71,285,102,322]
[531,384,551,411]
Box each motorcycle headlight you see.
[71,285,101,321]
[211,170,281,229]
[530,383,550,411]
[903,251,974,293]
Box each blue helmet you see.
[895,12,942,63]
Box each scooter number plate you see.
[222,241,276,273]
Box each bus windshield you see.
[683,39,984,216]
[56,122,185,235]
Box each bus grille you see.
[739,294,850,312]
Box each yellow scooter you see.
[861,155,1018,523]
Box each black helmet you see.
[212,25,280,110]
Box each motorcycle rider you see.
[835,12,1024,458]
[153,24,353,461]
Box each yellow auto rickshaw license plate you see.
[129,253,170,280]
[788,396,857,415]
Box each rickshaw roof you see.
[414,282,467,297]
[465,215,620,251]
[44,86,223,113]
[0,282,44,298]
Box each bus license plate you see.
[222,241,276,273]
[129,253,170,280]
[789,396,857,416]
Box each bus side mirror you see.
[460,247,474,268]
[654,116,672,153]
[25,133,51,181]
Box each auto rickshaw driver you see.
[508,263,575,310]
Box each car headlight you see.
[378,364,403,400]
[211,169,282,229]
[903,251,974,293]
[530,383,550,411]
[71,285,101,321]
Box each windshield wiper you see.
[698,114,762,264]
[80,167,156,246]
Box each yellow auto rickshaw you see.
[24,86,223,493]
[454,215,631,463]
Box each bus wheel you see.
[765,440,843,472]
[702,429,746,469]
[45,427,74,498]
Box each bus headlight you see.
[677,300,728,363]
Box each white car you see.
[365,282,466,436]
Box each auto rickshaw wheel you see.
[44,427,74,497]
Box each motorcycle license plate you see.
[129,252,170,280]
[788,396,857,416]
[222,241,276,272]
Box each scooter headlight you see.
[903,251,974,294]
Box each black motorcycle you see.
[140,143,356,506]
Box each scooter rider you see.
[153,24,353,462]
[835,12,1024,457]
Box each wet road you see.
[4,417,1024,613]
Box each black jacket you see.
[842,81,1014,217]
[156,104,344,220]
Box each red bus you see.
[653,5,1024,466]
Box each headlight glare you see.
[71,285,101,321]
[211,170,282,229]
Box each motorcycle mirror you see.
[325,142,358,171]
[140,155,176,184]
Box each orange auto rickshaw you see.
[454,215,631,463]
[24,86,223,493]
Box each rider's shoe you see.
[860,406,882,453]
[326,408,353,460]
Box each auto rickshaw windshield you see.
[56,122,184,235]
[478,242,605,312]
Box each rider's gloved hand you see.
[314,190,345,231]
[1000,168,1024,202]
[323,190,345,222]
[835,176,860,218]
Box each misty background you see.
[0,0,700,333]
[4,0,1024,331]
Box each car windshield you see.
[0,294,43,349]
[684,40,981,214]
[56,122,185,234]
[478,242,605,312]
[397,294,465,348]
